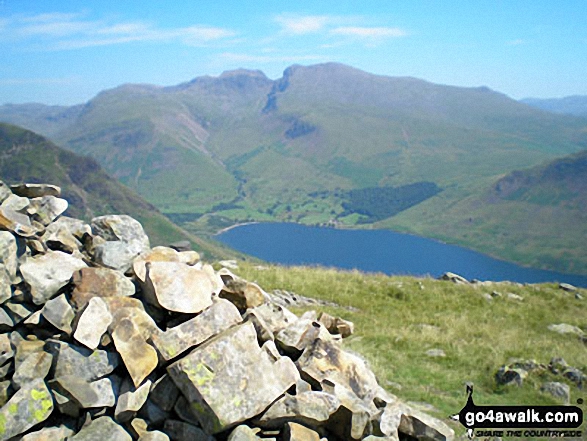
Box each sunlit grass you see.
[233,262,587,429]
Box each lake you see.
[217,222,587,287]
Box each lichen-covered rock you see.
[151,298,242,361]
[20,251,87,305]
[69,416,132,441]
[168,322,298,434]
[12,350,53,390]
[0,378,54,441]
[45,340,119,382]
[143,261,214,313]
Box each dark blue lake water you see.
[217,222,587,287]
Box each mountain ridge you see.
[1,62,586,273]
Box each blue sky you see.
[1,0,586,105]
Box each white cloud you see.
[220,52,322,63]
[274,14,330,34]
[0,12,237,50]
[330,26,407,38]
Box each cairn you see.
[0,180,454,440]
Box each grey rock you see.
[540,382,570,404]
[425,349,446,358]
[4,301,35,325]
[45,340,120,382]
[495,366,527,386]
[0,266,11,304]
[1,194,29,212]
[115,378,152,423]
[559,283,577,292]
[219,275,267,311]
[20,424,75,441]
[256,391,340,429]
[152,298,242,361]
[73,297,113,350]
[27,196,68,226]
[548,323,585,337]
[10,183,61,198]
[149,375,180,412]
[397,403,455,441]
[42,221,82,253]
[138,399,170,426]
[20,250,87,305]
[283,422,320,441]
[0,231,17,283]
[41,293,75,333]
[275,318,332,354]
[69,416,132,441]
[132,246,182,282]
[0,181,11,204]
[296,338,379,402]
[244,302,299,336]
[507,293,524,301]
[143,261,214,313]
[0,206,36,237]
[162,420,213,441]
[168,322,299,434]
[0,307,13,331]
[94,241,143,273]
[91,215,150,248]
[12,350,53,390]
[317,312,354,338]
[71,267,135,310]
[51,375,118,408]
[173,395,201,425]
[0,378,54,441]
[169,240,191,252]
[439,272,469,284]
[0,333,14,365]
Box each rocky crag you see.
[0,180,454,441]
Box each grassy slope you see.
[232,262,587,437]
[0,122,235,260]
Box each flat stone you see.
[20,424,75,441]
[143,261,213,313]
[73,297,113,350]
[45,340,119,382]
[439,272,469,284]
[69,416,132,441]
[110,309,159,387]
[151,298,242,361]
[41,293,75,333]
[20,250,87,305]
[115,378,152,423]
[283,422,320,441]
[27,196,68,226]
[0,206,36,237]
[51,375,117,408]
[11,350,53,390]
[132,247,181,282]
[1,194,29,211]
[10,183,61,198]
[257,391,340,429]
[0,378,54,440]
[71,267,135,310]
[168,322,298,434]
[559,283,577,292]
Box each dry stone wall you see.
[0,180,455,441]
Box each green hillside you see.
[1,63,586,273]
[0,122,234,259]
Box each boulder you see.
[143,261,214,314]
[20,251,87,305]
[548,323,585,337]
[71,267,135,310]
[0,378,54,440]
[50,375,118,409]
[132,247,181,282]
[167,322,299,434]
[439,272,468,284]
[219,276,266,311]
[151,298,242,361]
[41,221,82,253]
[0,206,36,237]
[69,416,132,441]
[45,340,119,382]
[540,382,570,404]
[11,350,53,390]
[94,241,144,273]
[91,215,150,249]
[41,293,75,333]
[27,196,68,226]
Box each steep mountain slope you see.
[379,150,587,274]
[521,95,587,117]
[1,63,586,271]
[0,122,234,259]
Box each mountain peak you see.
[218,69,269,80]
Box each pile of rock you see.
[0,180,454,441]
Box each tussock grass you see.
[234,263,587,424]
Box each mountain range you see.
[1,62,586,274]
[522,95,587,117]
